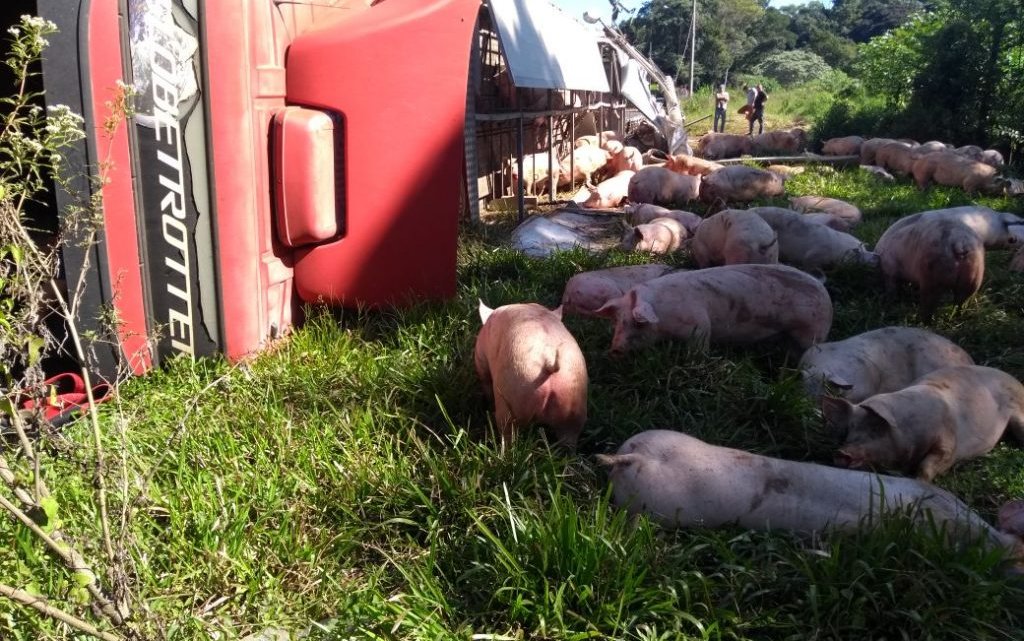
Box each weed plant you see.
[3,165,1024,640]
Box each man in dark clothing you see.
[748,84,768,136]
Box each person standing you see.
[713,84,729,133]
[749,84,768,136]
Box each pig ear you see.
[821,395,854,428]
[479,299,494,324]
[825,375,854,392]
[861,400,897,434]
[550,305,563,320]
[629,290,659,325]
[593,298,621,318]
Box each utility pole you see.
[689,0,696,98]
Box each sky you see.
[549,0,824,23]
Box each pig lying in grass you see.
[822,136,864,156]
[620,217,688,254]
[911,151,999,194]
[474,301,588,448]
[823,365,1024,482]
[799,327,975,403]
[696,132,751,160]
[594,264,832,353]
[877,218,985,320]
[788,196,862,230]
[561,264,675,317]
[628,167,701,207]
[749,207,879,273]
[859,137,898,165]
[599,429,1024,566]
[875,141,919,176]
[691,209,779,268]
[624,203,703,235]
[700,165,786,204]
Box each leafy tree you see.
[853,13,942,108]
[753,50,833,86]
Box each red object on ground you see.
[286,0,479,307]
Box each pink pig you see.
[579,170,635,208]
[474,301,588,448]
[595,264,832,353]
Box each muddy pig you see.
[620,217,688,254]
[799,327,974,403]
[624,203,703,235]
[627,166,701,207]
[877,217,985,320]
[594,264,832,353]
[700,165,786,203]
[824,365,1024,482]
[749,207,878,273]
[691,209,779,268]
[474,301,588,447]
[561,264,676,317]
[599,429,1024,564]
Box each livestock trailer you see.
[19,0,479,378]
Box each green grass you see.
[683,83,839,139]
[2,169,1024,640]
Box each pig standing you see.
[799,327,975,403]
[559,145,610,187]
[700,165,785,203]
[788,195,862,230]
[508,151,561,196]
[474,301,588,447]
[624,203,703,234]
[691,209,779,268]
[577,170,635,208]
[877,217,985,319]
[603,141,645,175]
[823,365,1024,482]
[620,217,688,254]
[875,206,1024,253]
[599,429,1023,564]
[627,166,701,207]
[594,264,832,353]
[561,264,675,316]
[822,136,864,156]
[748,207,878,273]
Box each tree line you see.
[618,0,1024,151]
